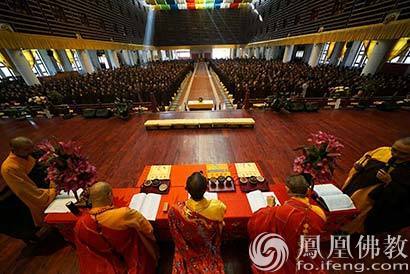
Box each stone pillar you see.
[78,49,95,74]
[361,40,394,75]
[57,49,73,72]
[308,43,323,67]
[106,50,120,69]
[329,42,344,66]
[282,45,294,63]
[38,49,58,75]
[88,50,101,70]
[119,50,132,66]
[5,49,40,86]
[343,41,362,67]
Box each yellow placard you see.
[235,162,261,178]
[147,165,172,180]
[206,164,231,178]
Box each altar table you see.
[187,100,214,110]
[44,163,358,241]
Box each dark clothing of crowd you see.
[0,60,194,106]
[211,59,409,102]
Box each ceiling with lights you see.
[145,0,252,10]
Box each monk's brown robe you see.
[342,147,410,234]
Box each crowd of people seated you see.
[1,136,409,273]
[210,58,409,102]
[0,60,194,107]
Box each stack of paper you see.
[147,165,172,180]
[129,193,162,221]
[246,190,281,213]
[235,162,261,178]
[44,189,84,214]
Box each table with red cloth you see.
[44,163,358,242]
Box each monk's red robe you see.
[75,213,157,274]
[248,198,326,274]
[168,201,225,274]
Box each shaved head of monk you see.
[392,137,410,162]
[10,136,34,158]
[89,181,113,207]
[285,175,309,198]
[186,172,207,201]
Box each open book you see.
[44,189,84,214]
[129,193,161,221]
[246,190,281,213]
[313,184,356,212]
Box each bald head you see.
[392,137,410,162]
[10,137,34,158]
[186,172,207,201]
[89,182,113,207]
[285,175,309,197]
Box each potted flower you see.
[293,131,343,186]
[37,140,97,203]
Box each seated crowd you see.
[211,58,409,102]
[1,136,409,273]
[0,60,194,107]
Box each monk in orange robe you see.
[1,137,56,242]
[168,172,227,274]
[248,175,327,274]
[342,137,410,234]
[74,181,158,274]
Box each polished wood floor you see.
[0,109,409,274]
[187,63,215,101]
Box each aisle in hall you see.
[187,62,216,101]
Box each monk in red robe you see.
[74,182,158,274]
[248,175,327,274]
[168,172,227,274]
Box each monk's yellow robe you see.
[186,198,227,222]
[1,153,56,226]
[341,147,391,233]
[293,197,327,222]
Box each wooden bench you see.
[144,118,255,130]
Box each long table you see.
[45,163,358,241]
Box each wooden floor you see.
[187,62,215,101]
[0,109,409,274]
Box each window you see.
[98,54,110,69]
[0,62,16,80]
[352,42,368,68]
[31,50,50,77]
[388,48,410,64]
[51,5,67,22]
[295,50,304,58]
[212,48,231,59]
[318,42,330,65]
[174,49,190,59]
[72,50,83,72]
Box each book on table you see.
[129,193,162,221]
[44,189,84,214]
[313,184,356,212]
[246,190,281,213]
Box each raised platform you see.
[187,99,214,110]
[144,117,255,129]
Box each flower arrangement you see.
[28,96,47,106]
[37,140,97,200]
[293,131,344,185]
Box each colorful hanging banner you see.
[145,0,249,9]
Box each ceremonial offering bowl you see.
[225,176,233,187]
[217,176,226,187]
[144,180,153,187]
[152,179,161,187]
[209,177,218,188]
[256,176,265,183]
[239,177,248,184]
[158,183,168,192]
[249,176,258,185]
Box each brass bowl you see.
[217,176,226,183]
[152,179,161,187]
[158,183,168,192]
[144,180,152,187]
[209,177,217,188]
[256,176,265,183]
[239,177,248,184]
[249,176,258,185]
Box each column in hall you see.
[57,49,73,71]
[77,49,95,74]
[308,43,323,67]
[361,40,394,75]
[37,49,58,75]
[105,50,120,68]
[282,45,294,63]
[88,50,102,70]
[5,49,40,85]
[328,42,344,66]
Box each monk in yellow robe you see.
[74,181,158,274]
[1,137,56,239]
[168,172,227,274]
[343,137,410,234]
